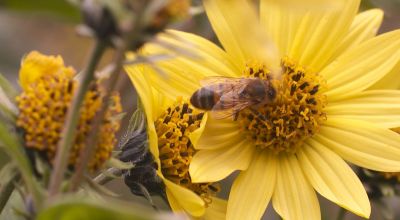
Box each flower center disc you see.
[16,73,122,171]
[238,58,327,154]
[155,98,219,204]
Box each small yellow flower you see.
[126,0,400,219]
[19,51,74,91]
[125,66,226,219]
[16,51,122,171]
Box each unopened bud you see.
[81,0,119,40]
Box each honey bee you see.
[190,76,277,120]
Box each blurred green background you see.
[0,0,399,220]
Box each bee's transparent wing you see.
[210,90,255,120]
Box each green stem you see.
[48,40,107,196]
[69,45,126,191]
[69,40,123,191]
[336,207,347,220]
[0,172,19,214]
[69,8,144,191]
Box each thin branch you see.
[69,48,125,191]
[93,168,123,186]
[68,0,151,191]
[48,40,107,196]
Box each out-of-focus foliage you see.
[362,0,400,12]
[360,0,376,10]
[0,74,17,101]
[35,198,183,220]
[0,151,9,168]
[0,191,25,220]
[0,0,80,22]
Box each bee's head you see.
[260,80,276,103]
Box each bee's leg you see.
[134,182,159,211]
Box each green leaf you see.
[0,163,17,187]
[36,197,182,220]
[127,105,146,135]
[0,190,25,220]
[0,0,80,22]
[0,149,10,169]
[120,105,146,147]
[0,81,18,122]
[0,164,19,214]
[0,74,18,102]
[0,122,42,207]
[0,122,25,169]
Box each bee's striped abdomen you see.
[190,87,219,110]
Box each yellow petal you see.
[298,141,370,218]
[139,30,239,99]
[272,154,320,220]
[19,51,75,90]
[325,90,400,128]
[189,112,208,147]
[204,0,280,72]
[150,87,175,120]
[260,0,356,71]
[330,9,383,61]
[164,30,240,76]
[125,65,154,121]
[166,188,185,212]
[189,139,255,183]
[164,179,205,217]
[166,189,192,220]
[322,30,400,101]
[369,60,400,90]
[269,0,359,72]
[126,65,160,161]
[203,197,227,220]
[191,117,244,150]
[227,150,277,220]
[316,117,400,171]
[260,0,300,57]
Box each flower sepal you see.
[120,108,166,201]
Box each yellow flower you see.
[126,0,400,219]
[16,51,122,171]
[19,51,75,90]
[126,65,226,219]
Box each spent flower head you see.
[16,51,122,171]
[126,0,400,219]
